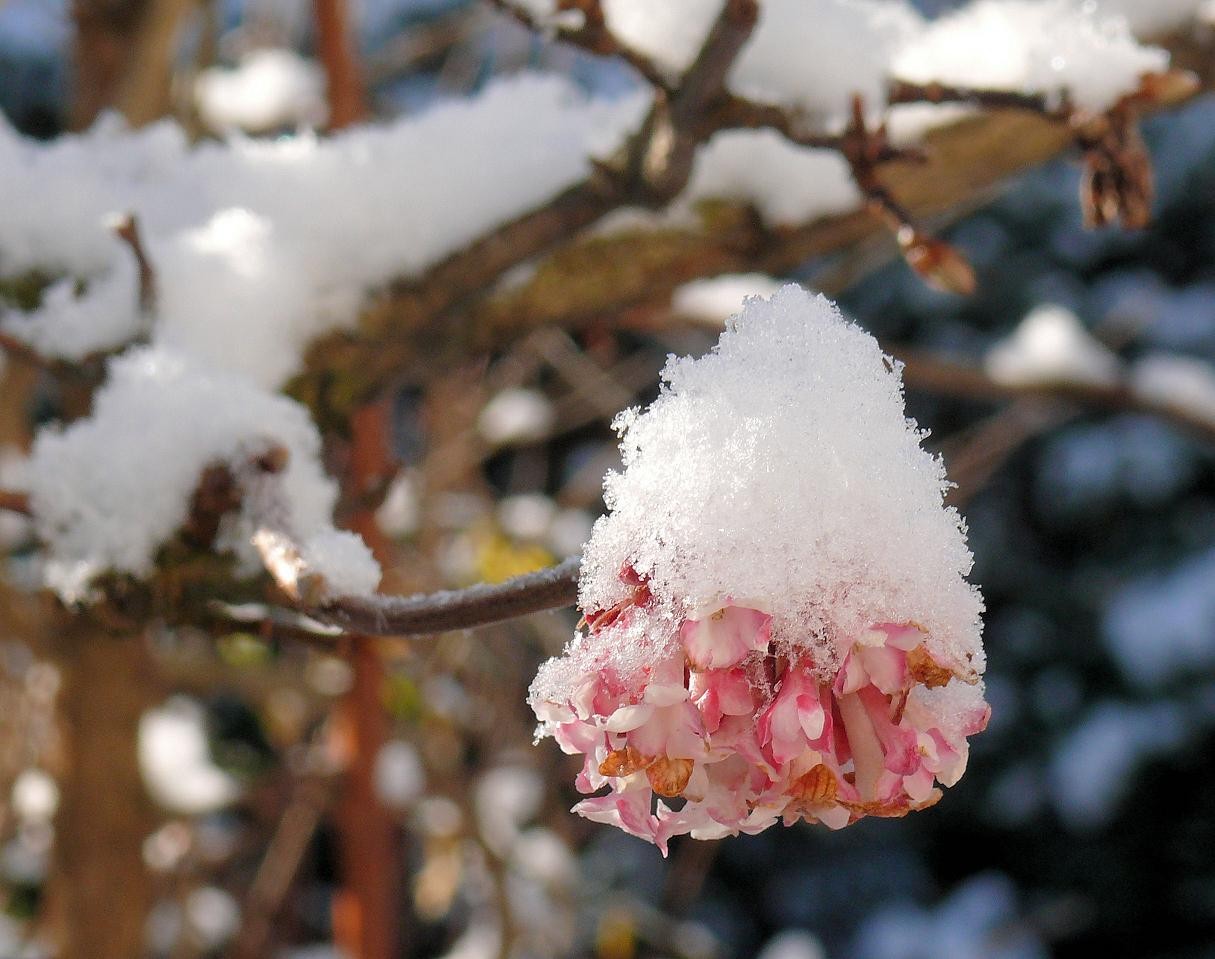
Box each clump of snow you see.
[184,886,240,950]
[729,0,922,127]
[0,75,649,387]
[854,872,1046,959]
[679,130,860,226]
[985,304,1121,387]
[1130,353,1215,421]
[25,346,367,600]
[478,387,555,446]
[1088,0,1206,37]
[498,494,557,541]
[756,930,827,959]
[603,0,1166,126]
[139,696,240,815]
[1049,700,1186,828]
[604,0,922,128]
[578,284,982,676]
[601,0,720,78]
[299,529,381,596]
[1104,546,1215,687]
[894,0,1169,113]
[1,246,140,360]
[11,769,58,823]
[672,273,784,325]
[194,48,327,134]
[375,740,426,809]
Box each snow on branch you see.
[0,0,1210,617]
[897,308,1215,447]
[234,446,580,634]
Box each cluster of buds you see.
[532,567,989,854]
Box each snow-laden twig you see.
[240,447,579,635]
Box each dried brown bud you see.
[1079,114,1153,231]
[646,756,694,797]
[790,764,838,804]
[898,228,976,296]
[599,745,651,778]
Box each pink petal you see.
[680,606,771,670]
[858,645,909,696]
[857,685,919,776]
[573,790,661,849]
[603,703,655,733]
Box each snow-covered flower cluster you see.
[529,286,988,852]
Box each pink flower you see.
[531,566,989,854]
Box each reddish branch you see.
[314,0,367,129]
[839,95,975,295]
[0,489,31,516]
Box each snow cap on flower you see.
[529,285,987,853]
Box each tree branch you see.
[0,489,31,516]
[310,557,581,635]
[239,447,581,635]
[894,347,1215,446]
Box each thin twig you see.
[840,94,976,294]
[895,347,1215,445]
[888,79,1059,115]
[230,768,336,959]
[111,213,157,315]
[486,0,671,91]
[310,558,581,635]
[239,447,581,635]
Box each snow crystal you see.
[985,304,1121,388]
[566,285,982,690]
[0,74,649,386]
[894,0,1169,113]
[25,345,365,600]
[680,130,860,226]
[194,48,327,134]
[1130,353,1215,422]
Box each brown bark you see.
[331,401,400,959]
[47,621,160,959]
[70,0,194,130]
[314,0,367,130]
